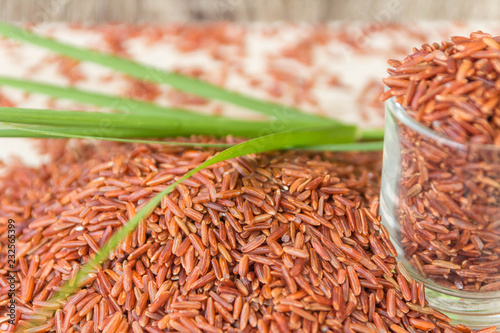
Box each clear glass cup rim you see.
[386,97,500,153]
[386,97,500,298]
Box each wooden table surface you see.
[0,0,497,23]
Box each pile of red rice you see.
[0,138,495,333]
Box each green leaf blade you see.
[0,106,332,138]
[0,76,221,119]
[0,124,233,147]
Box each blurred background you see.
[0,0,498,23]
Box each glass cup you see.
[380,97,500,329]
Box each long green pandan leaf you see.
[19,125,355,331]
[0,21,331,124]
[0,76,384,141]
[0,76,228,120]
[0,124,233,147]
[0,124,227,139]
[358,128,384,141]
[308,141,384,151]
[0,106,325,138]
[0,125,190,139]
[1,124,383,152]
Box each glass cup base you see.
[380,191,500,330]
[426,288,500,330]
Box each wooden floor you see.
[0,0,497,23]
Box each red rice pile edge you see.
[0,138,496,333]
[382,31,500,292]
